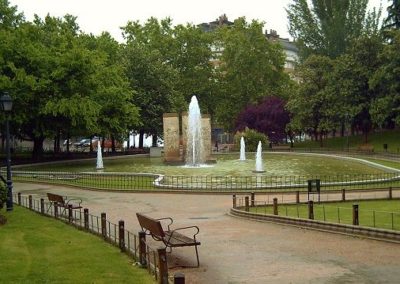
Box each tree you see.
[370,30,400,128]
[286,55,336,145]
[235,96,290,143]
[383,0,400,30]
[122,18,177,147]
[170,24,216,115]
[331,35,383,143]
[287,0,382,59]
[81,32,140,152]
[215,17,289,129]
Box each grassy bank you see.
[250,199,400,231]
[294,129,400,152]
[0,207,154,283]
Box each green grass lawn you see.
[250,199,400,231]
[294,129,400,152]
[0,207,154,283]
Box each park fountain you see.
[239,136,246,161]
[96,140,104,171]
[254,141,265,173]
[186,96,205,166]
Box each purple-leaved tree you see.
[235,96,290,143]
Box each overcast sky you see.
[9,0,388,42]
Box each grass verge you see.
[0,206,154,283]
[250,199,400,231]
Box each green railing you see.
[9,170,400,191]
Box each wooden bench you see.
[47,193,82,214]
[357,144,374,153]
[136,213,201,267]
[272,144,291,151]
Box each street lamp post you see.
[1,93,13,211]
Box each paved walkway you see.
[14,182,400,283]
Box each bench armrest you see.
[167,225,200,242]
[156,217,173,231]
[65,197,82,208]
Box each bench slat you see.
[165,231,200,247]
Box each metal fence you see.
[14,193,172,283]
[236,194,400,231]
[10,170,400,191]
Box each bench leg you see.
[194,244,200,267]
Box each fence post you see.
[68,205,73,223]
[273,198,278,215]
[232,194,236,209]
[352,204,359,226]
[389,187,392,199]
[174,272,185,284]
[17,192,21,205]
[157,247,168,284]
[40,198,45,214]
[84,208,89,230]
[342,189,346,201]
[28,195,32,209]
[251,192,255,206]
[138,231,147,267]
[308,200,314,220]
[296,191,300,204]
[245,196,249,212]
[119,220,125,252]
[101,212,107,239]
[54,203,58,218]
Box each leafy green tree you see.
[286,55,335,145]
[331,35,383,143]
[122,18,177,147]
[169,24,216,115]
[81,32,140,152]
[370,30,400,128]
[384,0,400,30]
[0,0,24,29]
[215,17,289,129]
[287,0,382,59]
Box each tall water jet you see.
[186,96,204,166]
[254,141,265,173]
[96,140,104,171]
[239,136,246,161]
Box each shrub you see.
[234,128,269,152]
[0,182,6,210]
[235,96,290,143]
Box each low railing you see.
[10,170,400,191]
[231,190,400,241]
[15,193,185,284]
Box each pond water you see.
[18,153,390,177]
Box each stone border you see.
[230,207,400,243]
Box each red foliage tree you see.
[235,96,290,143]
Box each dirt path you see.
[14,182,400,283]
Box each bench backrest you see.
[47,193,65,205]
[136,213,165,238]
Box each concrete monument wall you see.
[163,113,181,162]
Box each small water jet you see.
[239,136,246,161]
[186,96,204,166]
[96,140,104,171]
[253,141,265,173]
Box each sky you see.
[9,0,388,42]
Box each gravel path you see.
[15,182,400,284]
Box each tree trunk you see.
[111,135,116,153]
[32,136,45,161]
[152,134,157,147]
[89,135,94,153]
[319,132,324,148]
[127,131,131,149]
[139,130,144,149]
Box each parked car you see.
[73,138,91,147]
